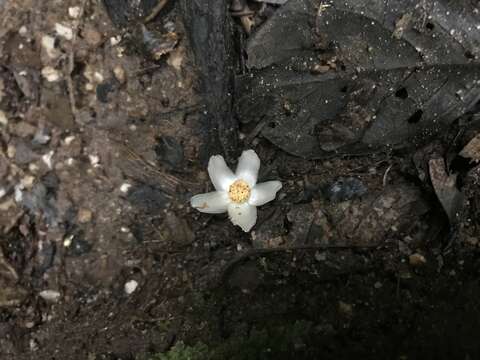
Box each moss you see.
[145,320,314,360]
[146,341,209,360]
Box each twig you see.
[383,163,393,186]
[143,0,169,23]
[246,117,268,143]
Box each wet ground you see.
[1,0,480,359]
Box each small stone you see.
[25,321,35,329]
[41,35,58,59]
[113,65,126,84]
[39,290,61,302]
[409,253,427,266]
[7,145,16,158]
[21,175,35,189]
[110,35,122,46]
[88,154,100,167]
[33,129,51,145]
[41,151,54,169]
[77,208,92,223]
[374,281,382,289]
[0,198,15,211]
[124,280,138,295]
[55,23,73,40]
[94,72,104,83]
[0,110,8,126]
[28,163,39,172]
[15,142,36,164]
[41,67,61,82]
[68,6,81,19]
[312,64,330,74]
[63,235,74,247]
[64,135,76,145]
[120,183,131,193]
[14,185,23,202]
[83,27,102,47]
[18,26,28,36]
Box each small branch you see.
[143,0,169,23]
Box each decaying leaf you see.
[237,0,480,158]
[429,158,464,223]
[460,133,480,161]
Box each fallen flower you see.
[191,149,282,232]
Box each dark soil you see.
[1,1,480,359]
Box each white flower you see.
[191,149,282,232]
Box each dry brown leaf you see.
[460,133,480,161]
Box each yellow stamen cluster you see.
[228,179,251,203]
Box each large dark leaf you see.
[236,0,480,158]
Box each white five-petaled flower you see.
[191,149,282,232]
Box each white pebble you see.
[64,135,76,145]
[55,23,73,40]
[18,26,28,36]
[0,110,8,126]
[120,183,132,193]
[41,35,57,59]
[63,235,74,247]
[110,35,122,46]
[14,185,23,202]
[0,188,6,199]
[68,6,81,19]
[88,154,100,167]
[39,290,61,302]
[41,67,61,82]
[28,163,39,172]
[93,72,104,83]
[124,280,138,295]
[42,151,54,169]
[113,65,126,83]
[21,175,35,188]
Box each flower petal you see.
[235,149,260,187]
[249,181,282,206]
[208,155,236,191]
[191,191,229,213]
[228,202,257,232]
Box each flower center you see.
[228,179,251,203]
